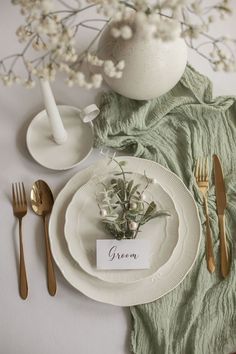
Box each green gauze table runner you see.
[93,65,236,354]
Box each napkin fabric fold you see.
[94,65,236,354]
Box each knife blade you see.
[214,154,227,215]
[213,154,230,278]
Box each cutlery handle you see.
[19,218,28,300]
[43,216,57,296]
[219,214,230,278]
[203,197,216,273]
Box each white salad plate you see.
[49,156,201,306]
[64,171,179,284]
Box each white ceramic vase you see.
[97,20,188,100]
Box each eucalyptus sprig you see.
[97,159,170,240]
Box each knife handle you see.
[203,197,216,273]
[219,214,230,278]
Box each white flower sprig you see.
[0,0,235,89]
[96,159,170,240]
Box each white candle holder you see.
[26,80,100,170]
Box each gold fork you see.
[195,157,216,273]
[12,182,28,299]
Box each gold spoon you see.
[31,180,57,296]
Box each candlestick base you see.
[26,105,94,170]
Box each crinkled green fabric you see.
[94,65,236,354]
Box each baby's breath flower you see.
[75,72,85,86]
[120,25,133,39]
[91,74,103,88]
[110,27,121,38]
[155,18,181,41]
[1,74,14,86]
[1,0,235,90]
[36,64,57,81]
[58,63,71,73]
[104,60,114,72]
[24,79,36,88]
[116,60,125,70]
[14,75,23,84]
[87,53,104,66]
[41,0,54,14]
[182,25,202,39]
[16,25,32,42]
[32,37,46,51]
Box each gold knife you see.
[213,154,230,278]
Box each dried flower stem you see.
[0,0,235,88]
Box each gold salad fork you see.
[195,158,216,273]
[12,182,28,299]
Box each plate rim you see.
[64,170,180,284]
[49,156,201,306]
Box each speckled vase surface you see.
[97,21,188,100]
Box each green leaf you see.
[113,172,132,176]
[141,209,171,224]
[125,230,135,239]
[154,210,171,216]
[130,184,141,197]
[126,209,138,215]
[144,201,156,218]
[126,179,134,197]
[117,178,126,201]
[125,214,137,221]
[115,216,127,225]
[105,223,117,236]
[118,161,126,167]
[110,178,118,186]
[131,195,142,202]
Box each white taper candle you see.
[39,79,68,145]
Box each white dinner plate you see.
[64,171,179,284]
[49,156,201,306]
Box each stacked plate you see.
[49,156,201,306]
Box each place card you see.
[96,239,150,270]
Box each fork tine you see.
[202,157,205,181]
[195,158,199,180]
[203,157,206,181]
[18,183,22,205]
[21,182,27,206]
[15,183,20,205]
[199,157,203,181]
[201,157,208,182]
[205,157,209,180]
[12,183,16,204]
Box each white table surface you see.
[0,3,236,354]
